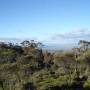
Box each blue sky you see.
[0,0,90,44]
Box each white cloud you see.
[46,29,90,44]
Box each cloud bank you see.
[45,29,90,44]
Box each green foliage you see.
[77,50,90,65]
[84,77,90,89]
[0,41,89,90]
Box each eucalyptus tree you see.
[72,47,80,58]
[21,40,30,47]
[78,40,90,52]
[21,40,43,49]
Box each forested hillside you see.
[0,40,90,90]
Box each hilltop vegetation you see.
[0,40,90,90]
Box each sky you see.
[0,0,90,44]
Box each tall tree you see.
[78,40,90,52]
